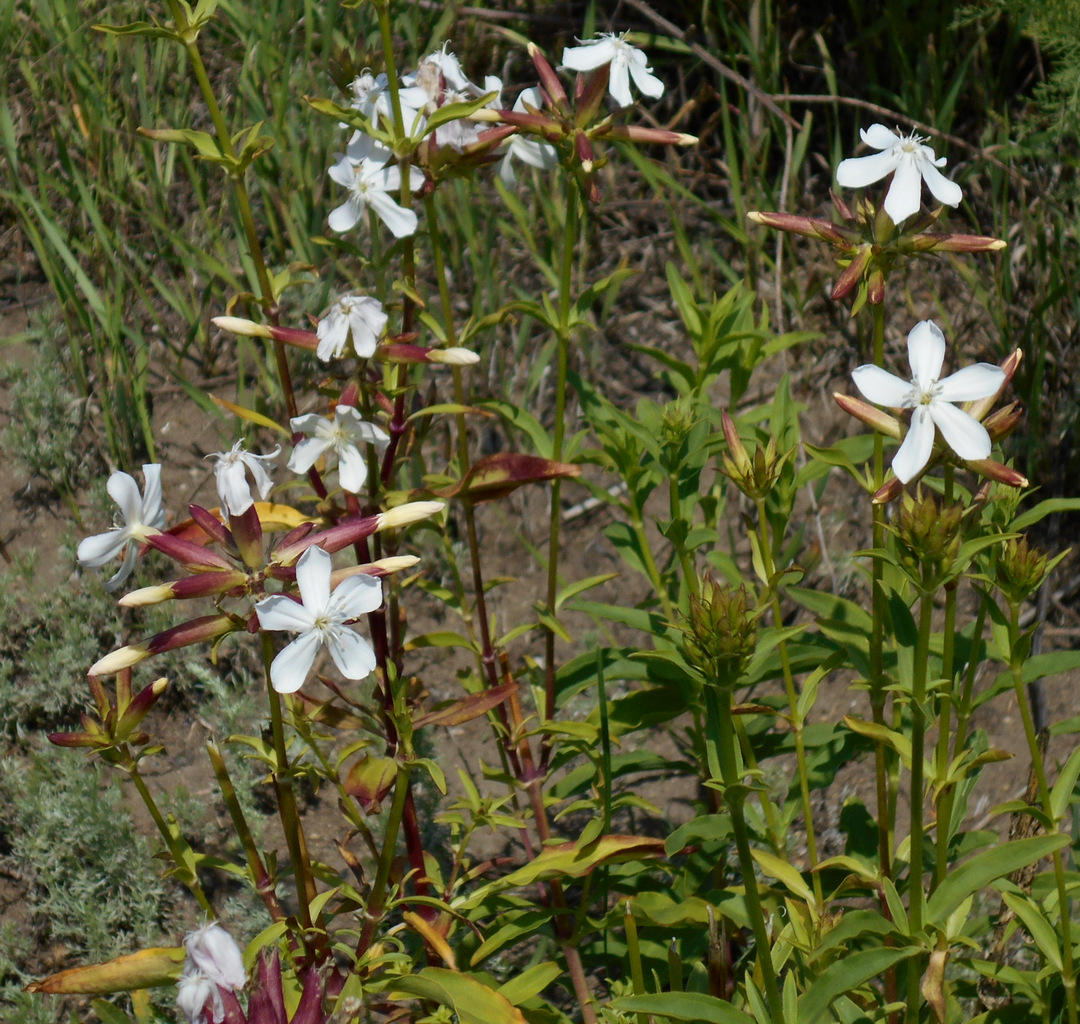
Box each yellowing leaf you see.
[27,947,185,994]
[389,968,527,1024]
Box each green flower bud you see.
[680,574,759,687]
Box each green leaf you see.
[752,849,815,904]
[610,992,755,1024]
[1010,497,1080,531]
[1001,892,1062,970]
[1051,743,1080,822]
[555,573,619,611]
[389,968,527,1024]
[90,1001,136,1024]
[93,20,178,40]
[799,947,920,1024]
[497,962,563,1006]
[926,833,1070,926]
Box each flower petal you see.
[836,149,900,189]
[367,191,418,238]
[336,443,369,494]
[104,545,139,593]
[883,155,922,223]
[107,471,143,524]
[628,54,664,99]
[907,320,946,389]
[852,364,914,408]
[328,198,362,233]
[861,124,901,150]
[325,628,377,680]
[330,572,384,620]
[919,158,963,208]
[935,363,1006,403]
[288,435,332,476]
[607,61,633,108]
[270,630,323,693]
[256,594,315,633]
[140,464,165,526]
[77,530,128,568]
[217,462,254,516]
[929,402,992,461]
[295,545,332,613]
[892,406,936,484]
[562,38,617,72]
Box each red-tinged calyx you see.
[230,502,264,569]
[903,232,1007,254]
[748,210,855,246]
[188,504,234,549]
[90,614,240,676]
[833,393,903,439]
[602,124,698,147]
[375,343,479,365]
[967,458,1029,489]
[330,556,420,588]
[146,532,232,571]
[116,677,168,737]
[120,569,251,607]
[575,63,610,126]
[267,325,318,350]
[982,401,1024,441]
[831,245,873,301]
[872,477,905,505]
[528,42,569,112]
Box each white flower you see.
[255,545,382,693]
[852,320,1005,484]
[836,124,963,225]
[349,71,426,137]
[561,32,664,109]
[288,406,390,493]
[327,149,421,239]
[77,464,165,592]
[316,295,388,361]
[184,923,246,991]
[211,440,279,516]
[176,966,219,1024]
[500,88,558,186]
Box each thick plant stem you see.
[262,634,319,944]
[905,589,934,1021]
[868,300,892,879]
[755,497,822,902]
[127,760,214,917]
[704,686,783,1024]
[541,188,580,760]
[1008,601,1079,1024]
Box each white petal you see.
[935,363,1005,403]
[498,152,518,186]
[510,138,558,170]
[882,156,922,223]
[325,628,377,680]
[77,530,128,568]
[562,39,617,72]
[373,163,401,192]
[367,192,418,238]
[893,406,936,484]
[628,55,664,99]
[288,435,332,476]
[140,464,165,526]
[256,594,315,633]
[295,545,332,613]
[104,545,139,593]
[836,149,900,189]
[217,463,254,516]
[861,124,901,150]
[328,198,362,233]
[327,155,357,187]
[607,62,633,108]
[243,453,276,501]
[929,402,992,461]
[336,443,369,494]
[270,630,323,693]
[107,471,143,524]
[907,321,946,389]
[331,572,384,619]
[919,157,963,208]
[852,364,915,407]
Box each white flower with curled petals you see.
[561,32,664,108]
[316,295,388,361]
[211,440,279,516]
[77,464,165,591]
[184,923,246,992]
[176,966,219,1024]
[255,545,381,693]
[836,124,963,225]
[289,406,390,494]
[852,320,1005,484]
[327,147,421,239]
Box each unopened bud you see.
[378,502,445,530]
[894,492,964,587]
[997,536,1052,605]
[834,392,903,439]
[212,316,272,338]
[681,574,759,686]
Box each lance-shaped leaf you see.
[27,947,185,994]
[413,682,517,728]
[609,992,754,1024]
[437,453,581,503]
[390,968,527,1024]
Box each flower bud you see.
[680,574,759,686]
[997,536,1051,605]
[894,492,964,587]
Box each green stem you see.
[704,686,783,1024]
[905,587,934,1021]
[754,497,822,902]
[1008,600,1078,1024]
[127,760,214,916]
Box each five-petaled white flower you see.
[288,406,390,494]
[561,32,664,109]
[327,146,421,239]
[77,464,165,591]
[836,124,962,225]
[211,440,279,517]
[316,295,388,362]
[500,88,559,185]
[255,545,382,693]
[852,320,1005,484]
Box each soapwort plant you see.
[25,4,1080,1024]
